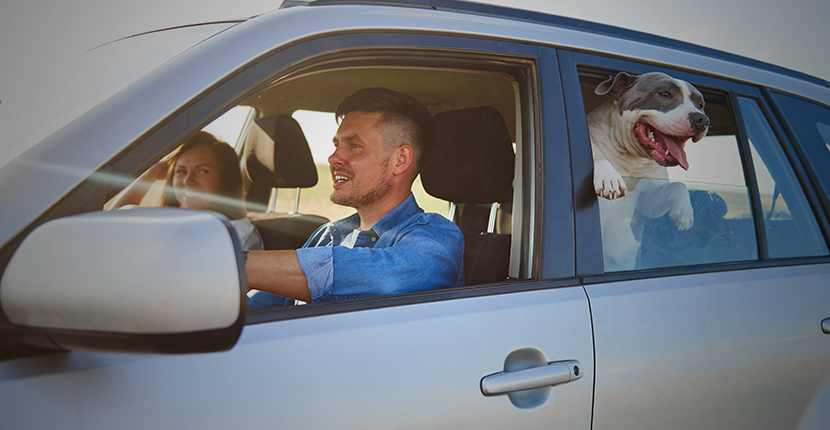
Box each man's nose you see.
[328,147,345,167]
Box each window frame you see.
[558,50,830,281]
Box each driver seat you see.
[421,106,515,285]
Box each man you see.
[246,88,464,306]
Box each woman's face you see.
[172,145,222,211]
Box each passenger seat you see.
[241,114,328,250]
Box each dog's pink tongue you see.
[666,138,689,170]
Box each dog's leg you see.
[599,196,641,271]
[667,182,694,231]
[594,158,628,200]
[637,180,694,230]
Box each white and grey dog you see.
[588,71,709,271]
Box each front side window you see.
[105,50,535,311]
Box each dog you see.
[588,71,709,271]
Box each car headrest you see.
[242,115,317,208]
[421,106,514,203]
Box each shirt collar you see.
[331,193,423,237]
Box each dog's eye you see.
[658,91,672,98]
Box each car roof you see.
[282,0,830,89]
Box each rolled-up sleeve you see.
[296,246,334,301]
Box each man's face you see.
[328,111,394,209]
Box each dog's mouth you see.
[634,121,691,170]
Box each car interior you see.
[237,65,522,286]
[109,60,529,293]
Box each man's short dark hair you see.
[335,87,434,172]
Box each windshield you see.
[0,22,237,170]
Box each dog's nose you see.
[689,112,710,134]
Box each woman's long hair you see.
[161,131,246,220]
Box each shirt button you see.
[371,237,377,242]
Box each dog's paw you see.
[594,159,627,200]
[669,189,694,231]
[670,207,694,231]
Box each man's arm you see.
[245,250,311,302]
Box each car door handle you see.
[823,318,830,334]
[480,360,582,396]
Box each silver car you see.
[1,1,829,429]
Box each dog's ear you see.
[595,72,637,99]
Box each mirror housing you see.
[0,208,246,354]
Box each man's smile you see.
[333,171,352,188]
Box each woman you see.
[110,131,263,251]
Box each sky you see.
[1,0,828,161]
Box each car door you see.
[560,51,830,430]
[1,288,593,429]
[0,22,594,430]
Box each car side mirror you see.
[0,208,246,354]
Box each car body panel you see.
[1,286,594,429]
[587,264,830,429]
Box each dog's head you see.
[596,72,709,170]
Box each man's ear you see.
[392,144,415,176]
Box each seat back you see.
[241,114,328,250]
[242,114,318,211]
[421,106,515,285]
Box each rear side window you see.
[577,67,828,273]
[650,92,757,269]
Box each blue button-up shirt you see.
[248,194,464,308]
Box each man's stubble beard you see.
[330,163,392,209]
